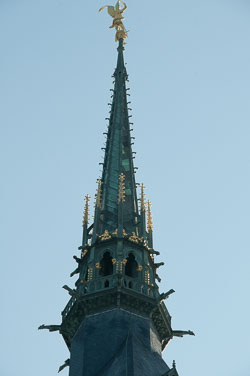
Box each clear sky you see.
[1,1,250,375]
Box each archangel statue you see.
[99,0,128,42]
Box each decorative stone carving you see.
[99,230,112,241]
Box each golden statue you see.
[99,0,128,42]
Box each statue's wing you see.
[107,6,116,17]
[99,6,107,12]
[99,5,116,18]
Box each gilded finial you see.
[82,195,90,227]
[140,184,146,212]
[147,200,153,232]
[118,173,126,203]
[95,179,102,208]
[99,0,128,42]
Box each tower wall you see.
[69,309,170,376]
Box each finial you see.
[172,360,176,369]
[118,173,126,203]
[140,184,146,212]
[95,180,102,208]
[82,195,90,226]
[147,200,153,232]
[99,0,128,42]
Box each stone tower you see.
[39,37,194,376]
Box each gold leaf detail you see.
[118,173,126,203]
[81,249,88,258]
[95,179,102,208]
[82,195,91,226]
[140,183,146,212]
[99,230,111,241]
[129,232,139,243]
[147,200,153,232]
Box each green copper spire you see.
[39,12,195,374]
[96,39,139,236]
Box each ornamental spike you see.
[147,200,153,232]
[95,180,102,209]
[82,195,90,227]
[118,173,126,203]
[140,183,146,212]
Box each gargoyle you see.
[73,255,81,264]
[38,324,61,332]
[155,273,161,283]
[172,330,195,337]
[154,262,165,269]
[62,285,79,299]
[159,289,175,301]
[70,267,80,277]
[58,359,70,373]
[149,249,160,256]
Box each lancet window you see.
[99,251,113,276]
[125,253,138,278]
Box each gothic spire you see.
[147,200,153,248]
[82,194,90,247]
[39,6,194,376]
[96,39,139,236]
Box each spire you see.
[95,179,102,209]
[97,38,139,236]
[139,183,147,238]
[147,200,153,248]
[40,5,195,375]
[82,194,90,247]
[92,180,102,243]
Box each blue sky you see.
[0,1,250,375]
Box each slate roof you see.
[69,309,170,376]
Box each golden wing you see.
[99,5,116,18]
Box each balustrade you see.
[62,275,158,319]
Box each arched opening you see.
[125,253,138,278]
[99,252,113,277]
[104,280,109,288]
[128,281,133,289]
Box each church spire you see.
[39,4,195,375]
[95,38,139,236]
